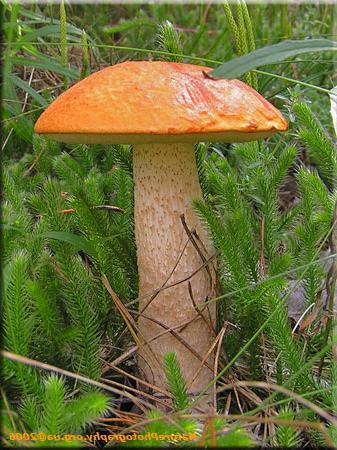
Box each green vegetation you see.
[1,1,337,447]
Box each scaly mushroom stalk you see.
[133,143,216,406]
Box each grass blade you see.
[210,39,337,79]
[39,231,96,257]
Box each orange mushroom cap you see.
[34,61,288,144]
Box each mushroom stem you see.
[133,142,217,410]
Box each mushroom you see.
[34,61,288,411]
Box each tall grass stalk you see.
[223,0,258,88]
[60,1,68,89]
